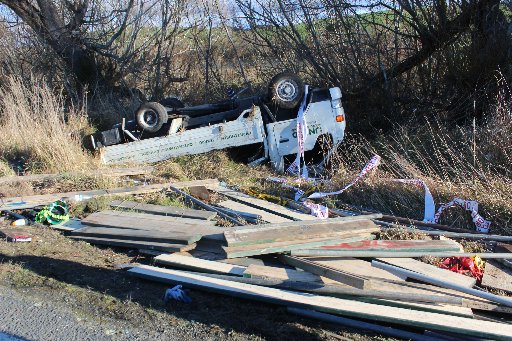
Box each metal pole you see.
[372,261,512,308]
[291,250,512,259]
[168,186,244,226]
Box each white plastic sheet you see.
[391,179,435,223]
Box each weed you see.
[71,196,115,217]
[0,262,65,289]
[378,228,429,241]
[0,76,97,173]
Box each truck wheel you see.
[135,102,168,133]
[268,72,304,109]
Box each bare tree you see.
[0,0,190,94]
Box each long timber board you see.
[128,265,512,340]
[110,200,216,220]
[0,179,220,211]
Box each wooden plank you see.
[0,166,155,185]
[71,226,202,244]
[194,239,226,254]
[358,298,474,318]
[241,264,467,304]
[377,258,476,288]
[128,265,512,339]
[495,244,512,270]
[319,239,463,252]
[207,185,318,221]
[0,178,220,211]
[52,218,83,232]
[291,250,512,259]
[481,261,512,293]
[280,255,371,289]
[227,214,380,233]
[287,308,440,341]
[303,257,405,282]
[155,254,245,275]
[217,200,290,223]
[70,236,195,252]
[381,226,512,242]
[225,219,379,247]
[223,234,375,259]
[372,261,512,307]
[202,271,512,315]
[82,210,220,234]
[110,200,216,220]
[243,264,333,284]
[496,243,512,253]
[81,212,225,242]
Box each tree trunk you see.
[1,0,108,88]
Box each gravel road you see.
[0,286,112,341]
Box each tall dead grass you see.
[325,78,512,233]
[0,76,97,173]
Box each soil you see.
[0,223,386,341]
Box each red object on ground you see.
[439,257,484,282]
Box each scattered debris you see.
[2,176,512,339]
[439,256,485,282]
[4,210,29,226]
[164,285,192,304]
[34,200,69,225]
[0,228,32,242]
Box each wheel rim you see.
[143,110,158,128]
[275,79,298,102]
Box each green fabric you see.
[35,200,69,225]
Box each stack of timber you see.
[23,178,512,338]
[222,216,380,258]
[123,184,512,339]
[69,209,221,252]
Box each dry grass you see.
[318,80,512,235]
[0,76,97,174]
[154,150,268,188]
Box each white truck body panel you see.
[101,108,266,164]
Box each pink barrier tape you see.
[307,155,381,199]
[303,201,329,219]
[435,198,491,233]
[286,85,310,178]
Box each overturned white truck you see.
[91,72,346,173]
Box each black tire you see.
[268,72,304,109]
[159,97,184,110]
[135,102,168,133]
